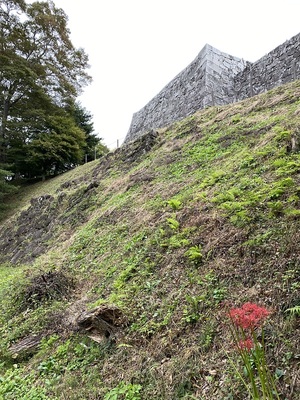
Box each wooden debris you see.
[76,304,126,341]
[9,334,43,358]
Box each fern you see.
[166,217,180,231]
[167,199,182,211]
[285,306,300,316]
[185,245,203,262]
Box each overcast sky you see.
[50,0,300,149]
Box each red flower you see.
[238,337,254,351]
[228,303,270,331]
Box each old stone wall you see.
[125,45,246,143]
[125,33,300,143]
[234,33,300,100]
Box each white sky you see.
[50,0,300,149]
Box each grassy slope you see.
[0,80,300,399]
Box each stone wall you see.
[125,45,247,143]
[125,33,300,143]
[234,33,300,100]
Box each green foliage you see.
[199,169,226,187]
[185,245,203,263]
[0,0,92,178]
[274,128,292,142]
[0,263,25,327]
[268,177,294,200]
[95,140,110,159]
[183,294,206,323]
[243,230,273,247]
[167,235,190,248]
[213,188,243,203]
[285,306,300,316]
[183,272,226,324]
[25,115,86,177]
[68,102,109,162]
[159,218,190,249]
[0,167,18,218]
[114,264,137,288]
[167,198,182,211]
[0,334,110,399]
[0,366,51,400]
[273,157,300,176]
[284,208,300,219]
[267,201,284,217]
[231,114,241,124]
[104,382,142,400]
[199,321,217,351]
[166,216,180,231]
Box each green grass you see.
[1,80,300,399]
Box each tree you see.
[6,88,62,174]
[0,0,91,168]
[67,102,109,162]
[24,114,86,179]
[94,140,110,159]
[0,164,18,218]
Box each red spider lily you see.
[228,302,270,331]
[238,337,254,352]
[225,303,280,399]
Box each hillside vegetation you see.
[0,80,300,399]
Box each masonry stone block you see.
[124,33,300,144]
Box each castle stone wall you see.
[125,33,300,144]
[234,33,300,101]
[125,45,246,143]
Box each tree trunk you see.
[0,98,10,164]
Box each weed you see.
[231,114,241,124]
[212,287,226,303]
[243,230,273,247]
[167,198,182,211]
[114,264,137,288]
[183,294,206,323]
[267,201,284,217]
[104,382,142,400]
[284,208,300,219]
[268,177,294,200]
[273,157,300,176]
[199,322,216,350]
[185,245,203,263]
[166,235,190,249]
[166,216,180,231]
[285,306,300,316]
[0,366,52,400]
